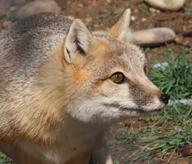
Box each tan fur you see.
[109,9,132,42]
[0,11,168,164]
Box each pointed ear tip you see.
[71,18,91,34]
[123,8,131,18]
[124,8,131,14]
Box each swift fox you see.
[0,9,169,164]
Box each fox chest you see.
[12,135,97,164]
[40,143,93,164]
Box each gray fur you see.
[0,15,72,137]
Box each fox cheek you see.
[129,85,150,106]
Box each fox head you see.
[57,9,170,123]
[38,10,169,125]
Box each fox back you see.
[0,15,74,140]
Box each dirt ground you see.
[0,0,192,163]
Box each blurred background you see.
[0,0,192,163]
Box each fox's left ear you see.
[64,19,92,64]
[109,9,131,42]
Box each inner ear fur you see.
[64,19,92,64]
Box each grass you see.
[117,104,192,163]
[138,4,152,17]
[0,152,11,164]
[184,7,192,13]
[113,48,192,163]
[0,15,6,21]
[150,49,192,100]
[140,105,192,153]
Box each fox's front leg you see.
[90,142,113,164]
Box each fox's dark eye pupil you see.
[110,72,125,84]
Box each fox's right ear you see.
[64,19,92,64]
[109,9,131,42]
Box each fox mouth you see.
[103,103,164,116]
[122,107,164,116]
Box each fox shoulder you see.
[0,15,74,140]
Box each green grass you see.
[139,4,152,17]
[0,15,6,20]
[118,104,192,162]
[0,151,11,164]
[140,105,192,153]
[150,56,192,100]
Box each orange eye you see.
[144,65,149,75]
[110,72,125,84]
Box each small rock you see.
[78,3,84,8]
[2,20,11,28]
[131,16,136,21]
[156,9,160,13]
[144,0,186,11]
[0,20,11,29]
[134,9,138,13]
[85,17,92,24]
[149,7,156,13]
[93,24,100,28]
[149,8,160,13]
[141,18,146,22]
[16,0,61,19]
[131,27,176,46]
[10,6,16,12]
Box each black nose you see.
[160,93,170,105]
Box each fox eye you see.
[110,72,125,84]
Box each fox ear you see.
[109,9,131,42]
[64,19,92,63]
